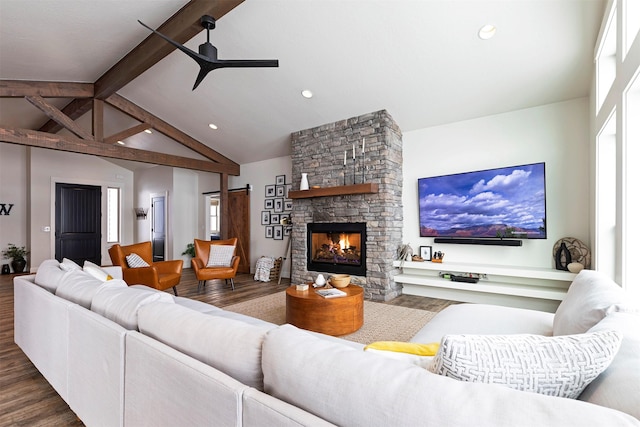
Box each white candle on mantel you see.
[352,143,355,159]
[343,151,346,166]
[362,138,365,153]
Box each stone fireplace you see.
[290,110,403,301]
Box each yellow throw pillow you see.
[364,341,440,368]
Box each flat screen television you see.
[418,162,547,240]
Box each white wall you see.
[402,98,590,268]
[2,146,135,270]
[133,166,172,245]
[230,156,292,277]
[172,168,199,265]
[0,144,28,270]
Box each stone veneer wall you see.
[290,110,403,301]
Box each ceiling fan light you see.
[301,89,313,99]
[478,24,497,40]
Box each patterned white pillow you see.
[206,245,235,267]
[429,331,622,399]
[126,253,150,268]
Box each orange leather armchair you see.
[192,238,240,290]
[108,242,183,296]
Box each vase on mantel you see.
[300,173,309,190]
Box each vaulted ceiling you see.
[0,0,605,170]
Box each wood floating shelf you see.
[288,183,379,199]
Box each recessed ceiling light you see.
[116,140,125,145]
[144,129,152,134]
[208,123,218,130]
[478,24,496,40]
[301,89,313,99]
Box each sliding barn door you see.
[228,189,250,274]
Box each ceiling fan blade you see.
[138,20,209,67]
[214,59,279,68]
[192,67,213,90]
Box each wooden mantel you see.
[288,183,378,199]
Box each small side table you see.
[285,284,364,336]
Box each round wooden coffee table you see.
[286,284,364,336]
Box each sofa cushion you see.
[411,303,554,344]
[262,324,639,427]
[206,244,235,267]
[55,270,125,308]
[579,311,640,419]
[429,331,622,399]
[553,270,626,336]
[174,296,224,314]
[34,259,67,293]
[125,252,150,268]
[83,260,114,281]
[138,302,275,390]
[91,284,173,330]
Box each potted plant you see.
[2,243,29,273]
[182,243,195,258]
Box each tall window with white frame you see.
[107,187,120,243]
[209,197,220,239]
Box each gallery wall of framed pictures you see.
[262,174,292,240]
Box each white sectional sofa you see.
[14,260,640,426]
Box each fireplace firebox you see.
[307,223,366,276]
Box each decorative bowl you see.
[330,274,351,288]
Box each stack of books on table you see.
[315,288,347,298]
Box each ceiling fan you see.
[139,15,279,90]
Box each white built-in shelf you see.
[392,260,577,312]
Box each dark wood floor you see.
[0,269,456,426]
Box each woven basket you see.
[269,257,283,281]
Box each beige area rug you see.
[223,292,437,344]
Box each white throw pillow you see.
[83,260,114,281]
[429,331,622,399]
[126,253,150,268]
[34,259,68,293]
[206,245,235,267]
[60,257,82,272]
[553,270,626,336]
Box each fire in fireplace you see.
[307,223,367,276]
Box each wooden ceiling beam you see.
[25,95,94,140]
[0,80,94,98]
[0,127,238,174]
[36,0,244,135]
[39,98,93,133]
[103,123,151,145]
[106,93,238,167]
[94,0,245,99]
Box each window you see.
[107,187,120,243]
[209,197,220,237]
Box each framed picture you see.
[265,226,274,238]
[273,225,283,240]
[265,185,276,197]
[284,200,293,211]
[276,175,286,186]
[270,213,280,224]
[261,211,270,225]
[276,185,285,197]
[274,198,284,213]
[420,245,433,261]
[284,226,292,236]
[264,199,274,210]
[284,184,291,198]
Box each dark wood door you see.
[151,195,165,262]
[55,183,101,265]
[228,189,250,274]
